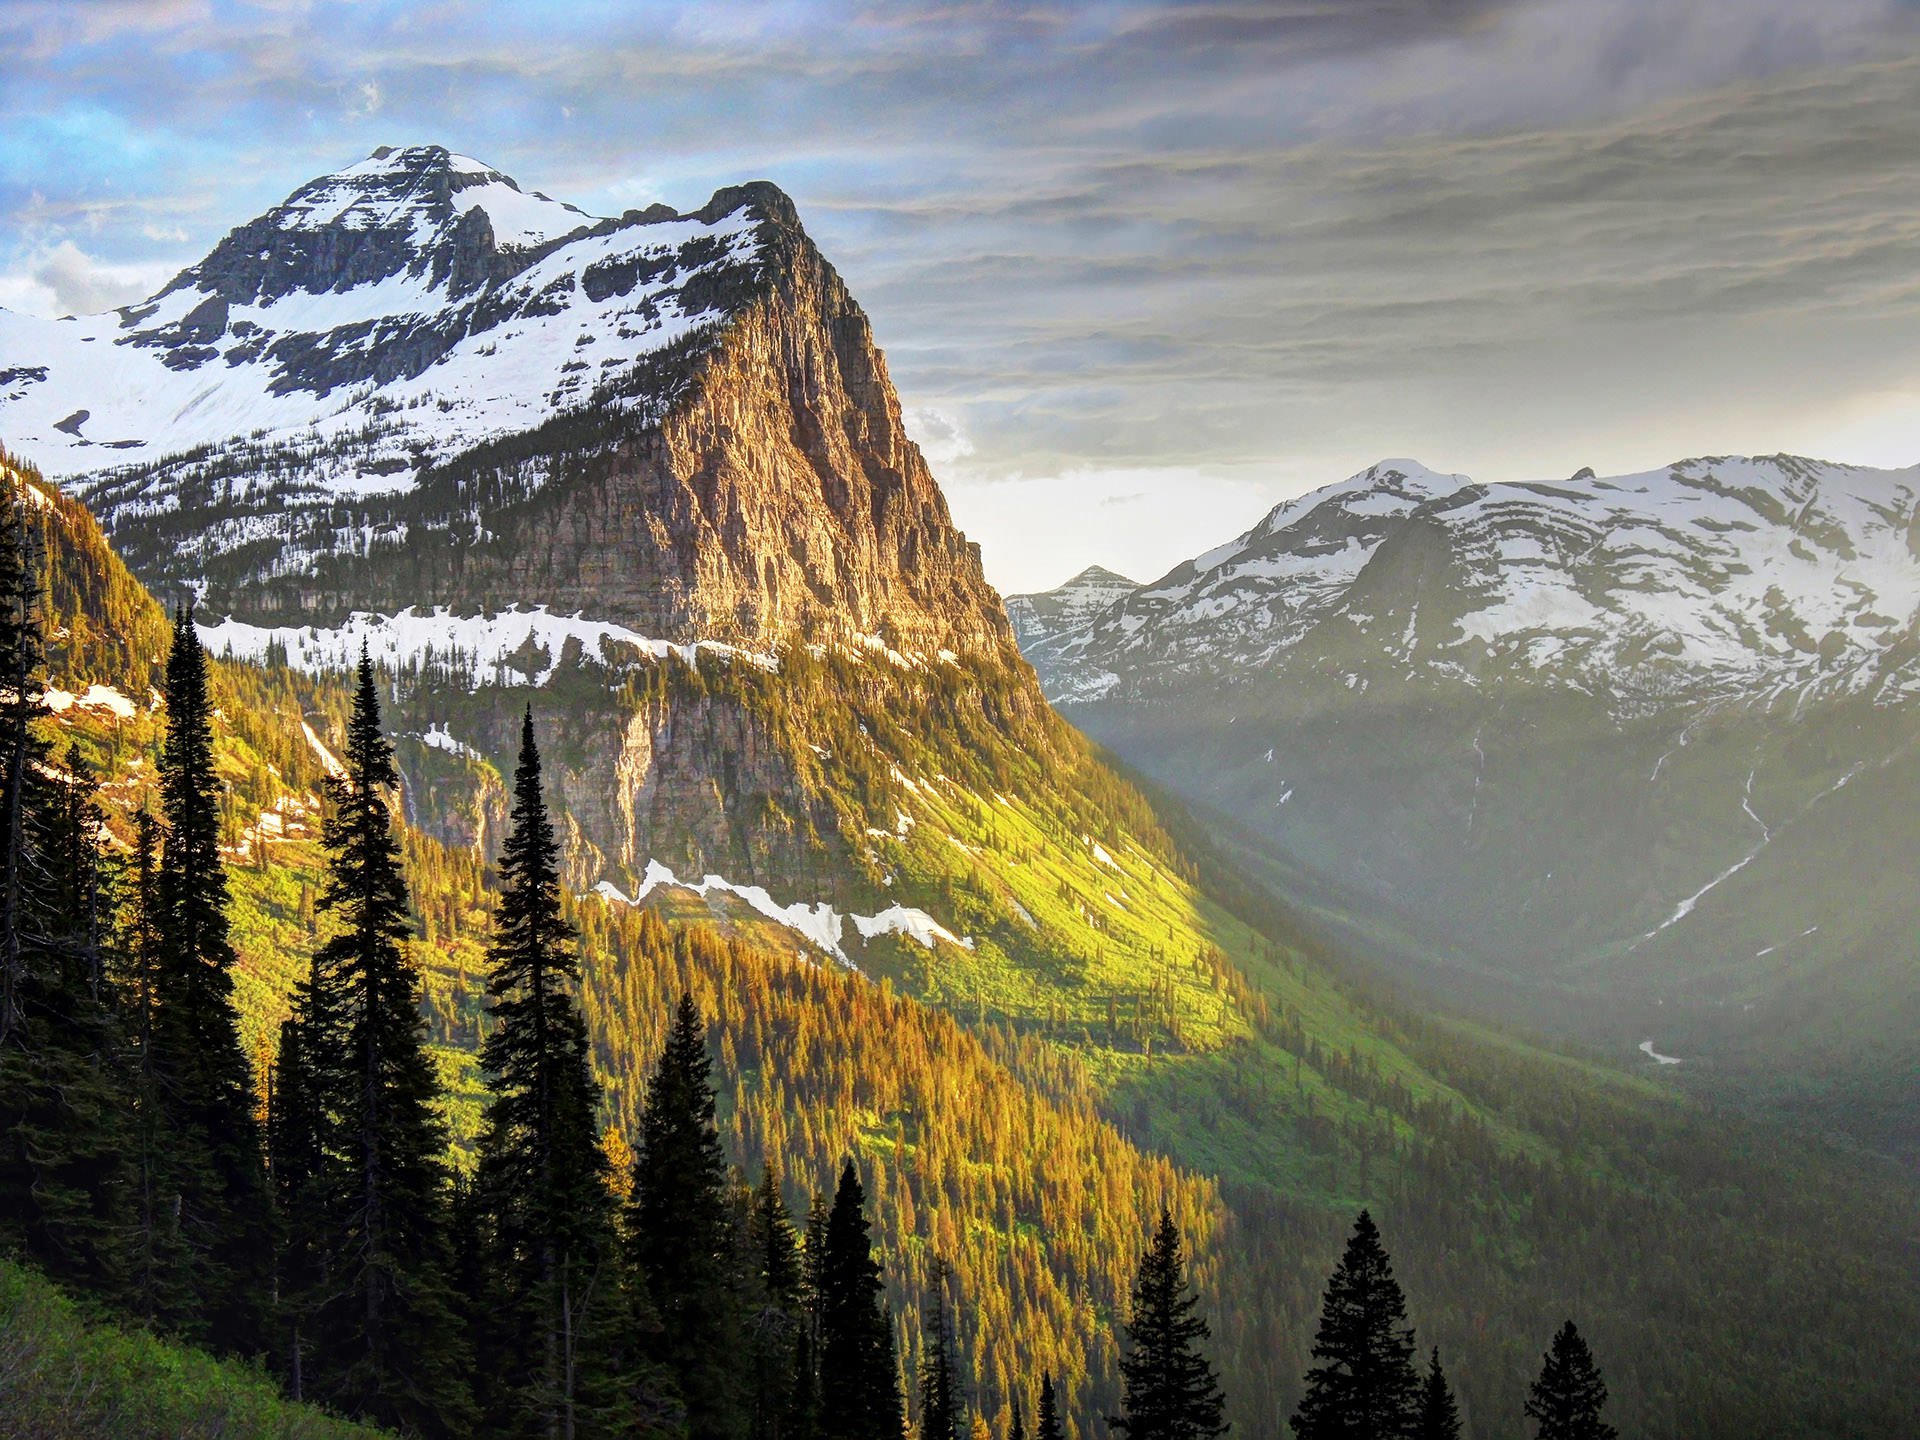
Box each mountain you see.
[0,144,1003,658]
[1020,457,1920,1153]
[1005,565,1139,649]
[6,155,1920,1438]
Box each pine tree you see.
[1034,1372,1064,1440]
[1113,1205,1228,1440]
[268,1009,328,1399]
[471,710,622,1440]
[818,1160,904,1440]
[628,993,744,1440]
[1524,1322,1617,1440]
[1112,1207,1227,1440]
[1290,1210,1419,1440]
[747,1164,804,1440]
[1007,1397,1025,1440]
[120,807,190,1324]
[150,607,275,1351]
[1416,1348,1462,1440]
[917,1255,963,1440]
[303,654,473,1435]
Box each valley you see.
[1,149,1916,1439]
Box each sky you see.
[7,1,1920,593]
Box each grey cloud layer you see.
[6,0,1920,583]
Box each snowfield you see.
[594,860,970,965]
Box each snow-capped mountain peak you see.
[1005,564,1140,648]
[0,145,776,485]
[1025,454,1920,710]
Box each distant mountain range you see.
[1010,457,1920,1154]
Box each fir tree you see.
[747,1164,804,1440]
[628,993,744,1440]
[268,1009,328,1400]
[150,607,275,1351]
[917,1255,963,1440]
[471,710,622,1440]
[1034,1373,1064,1440]
[1290,1210,1419,1440]
[818,1160,904,1440]
[303,654,473,1435]
[118,807,192,1326]
[1416,1348,1462,1440]
[1007,1397,1025,1440]
[1112,1207,1227,1440]
[1524,1322,1617,1440]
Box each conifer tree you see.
[1035,1373,1064,1440]
[818,1160,904,1440]
[0,686,131,1301]
[628,994,743,1440]
[1524,1322,1617,1440]
[1112,1206,1227,1440]
[151,607,275,1351]
[1007,1397,1025,1440]
[917,1255,963,1440]
[747,1164,804,1440]
[302,654,473,1435]
[471,710,622,1440]
[268,1008,328,1399]
[1291,1210,1419,1440]
[120,806,189,1323]
[1417,1348,1462,1440]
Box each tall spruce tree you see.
[746,1164,804,1440]
[1290,1210,1419,1440]
[818,1160,904,1440]
[1417,1348,1462,1440]
[917,1255,963,1440]
[268,1005,329,1401]
[118,806,194,1326]
[1524,1322,1617,1440]
[628,994,744,1440]
[1111,1207,1227,1440]
[471,710,623,1440]
[302,654,473,1436]
[151,607,274,1350]
[1034,1372,1064,1440]
[1007,1398,1025,1440]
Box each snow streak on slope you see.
[197,606,776,688]
[594,860,969,965]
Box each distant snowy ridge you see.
[593,859,970,964]
[1026,456,1920,711]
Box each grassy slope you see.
[0,1260,385,1440]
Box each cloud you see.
[9,0,1920,580]
[26,241,158,315]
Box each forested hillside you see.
[2,444,1915,1438]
